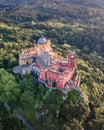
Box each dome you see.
[37,37,47,44]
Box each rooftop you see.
[37,37,47,44]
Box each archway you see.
[52,81,57,88]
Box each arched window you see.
[52,81,57,87]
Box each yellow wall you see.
[38,40,51,51]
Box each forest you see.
[0,0,104,130]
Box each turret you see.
[37,37,52,56]
[68,51,76,67]
[37,37,47,56]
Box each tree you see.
[0,69,20,129]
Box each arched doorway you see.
[52,81,57,88]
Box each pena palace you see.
[13,37,82,94]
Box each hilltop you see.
[0,0,104,130]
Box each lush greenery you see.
[0,0,104,130]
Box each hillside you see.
[0,0,104,56]
[0,0,104,130]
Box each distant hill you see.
[0,0,104,7]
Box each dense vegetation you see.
[0,0,104,130]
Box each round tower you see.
[68,51,76,67]
[37,37,52,55]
